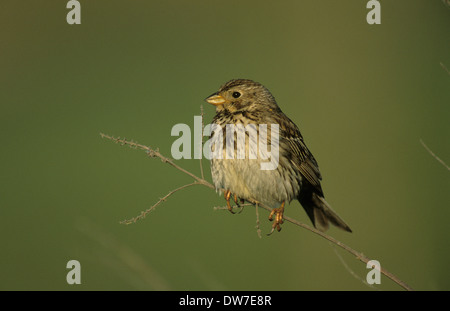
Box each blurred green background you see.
[1,0,449,291]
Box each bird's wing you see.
[278,114,323,193]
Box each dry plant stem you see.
[101,133,414,291]
[120,182,200,224]
[420,139,450,171]
[330,243,380,291]
[280,213,413,291]
[255,203,262,239]
[99,133,214,190]
[213,203,254,211]
[199,105,205,180]
[441,62,450,75]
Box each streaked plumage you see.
[205,79,351,233]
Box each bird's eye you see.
[232,91,241,98]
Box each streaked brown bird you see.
[205,79,352,234]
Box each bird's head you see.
[205,79,279,113]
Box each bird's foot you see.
[224,190,245,214]
[224,190,234,214]
[233,194,245,213]
[268,201,285,234]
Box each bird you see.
[205,79,352,234]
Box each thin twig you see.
[272,209,413,291]
[255,203,262,239]
[99,133,214,190]
[213,203,253,211]
[101,133,414,291]
[440,62,450,76]
[199,105,205,180]
[120,182,200,225]
[420,139,450,171]
[330,243,379,290]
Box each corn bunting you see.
[205,79,351,234]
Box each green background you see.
[1,0,449,291]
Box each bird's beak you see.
[205,93,227,106]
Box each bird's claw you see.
[224,190,235,214]
[224,190,245,214]
[268,201,285,235]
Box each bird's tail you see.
[299,193,352,233]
